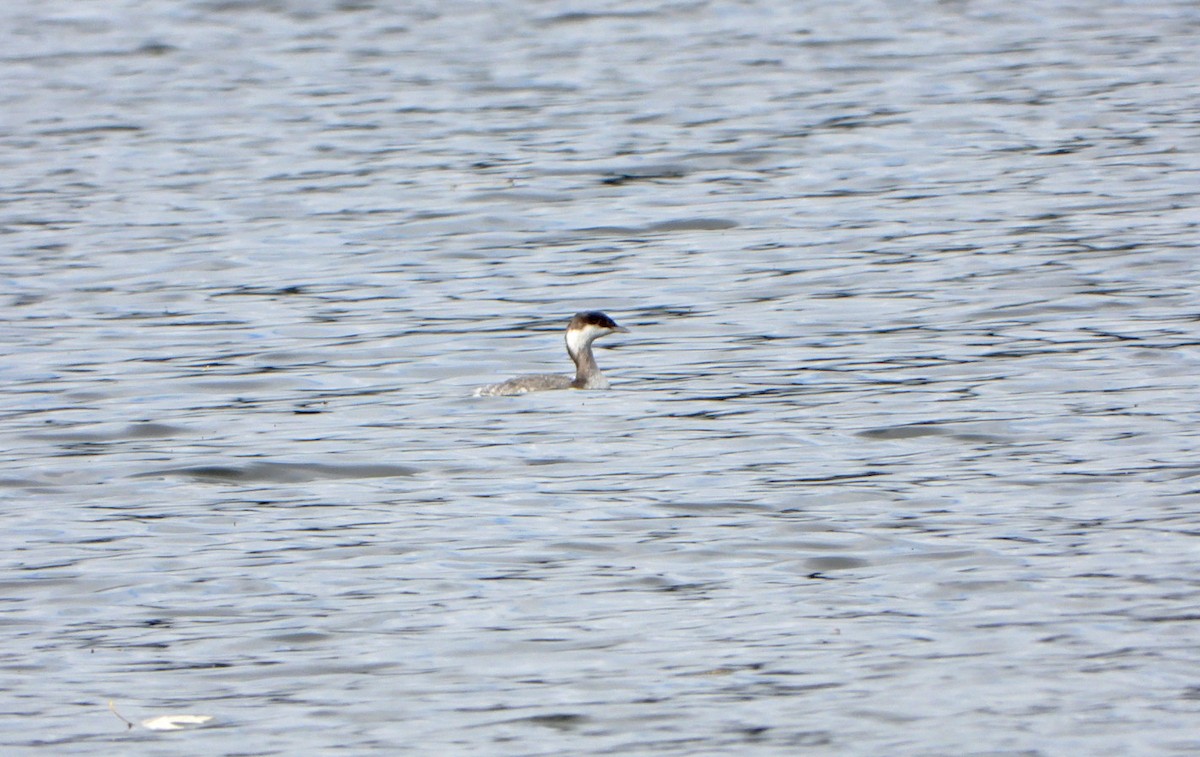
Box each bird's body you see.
[475,311,629,397]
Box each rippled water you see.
[4,0,1200,754]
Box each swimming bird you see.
[474,311,629,396]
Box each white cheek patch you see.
[566,325,603,355]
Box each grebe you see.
[474,311,629,396]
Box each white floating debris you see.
[141,714,214,731]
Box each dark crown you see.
[570,311,620,330]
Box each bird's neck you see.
[566,328,603,387]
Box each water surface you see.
[3,0,1200,754]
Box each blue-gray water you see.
[3,1,1200,754]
